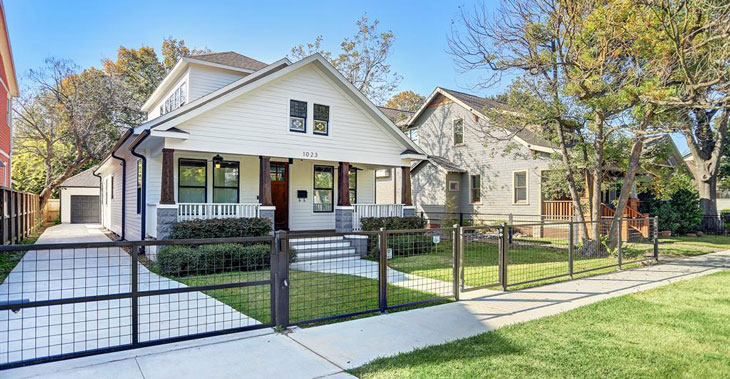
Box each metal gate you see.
[70,195,100,223]
[459,225,502,292]
[0,237,275,368]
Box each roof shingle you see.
[61,167,100,188]
[190,51,267,72]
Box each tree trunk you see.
[592,111,605,244]
[555,121,589,241]
[608,137,644,248]
[696,165,718,216]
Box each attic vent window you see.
[313,104,329,135]
[290,100,307,133]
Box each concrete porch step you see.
[292,242,352,251]
[294,249,359,262]
[289,236,344,245]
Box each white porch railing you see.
[177,203,261,222]
[353,204,405,231]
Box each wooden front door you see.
[270,162,289,230]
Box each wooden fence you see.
[0,187,41,245]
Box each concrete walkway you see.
[3,250,729,379]
[0,224,257,365]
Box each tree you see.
[13,59,130,208]
[385,91,425,112]
[637,0,730,216]
[161,36,211,72]
[291,15,402,104]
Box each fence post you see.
[617,218,623,270]
[131,242,139,345]
[0,188,5,245]
[378,228,388,313]
[274,231,290,328]
[452,224,460,301]
[459,212,464,226]
[9,191,15,244]
[568,220,574,279]
[499,223,508,291]
[653,216,659,262]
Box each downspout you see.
[91,171,102,226]
[130,130,150,241]
[110,151,127,240]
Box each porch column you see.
[160,148,175,204]
[401,166,413,206]
[259,156,273,206]
[337,162,351,206]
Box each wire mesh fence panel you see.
[0,244,133,366]
[287,232,381,325]
[136,237,273,343]
[460,225,501,290]
[505,222,571,287]
[384,229,454,308]
[571,219,619,274]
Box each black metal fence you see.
[0,218,660,368]
[698,215,729,235]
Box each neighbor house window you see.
[470,175,481,203]
[213,161,239,203]
[313,165,333,212]
[454,119,464,145]
[449,181,459,192]
[513,171,528,204]
[136,160,143,214]
[290,100,307,132]
[178,159,207,203]
[407,128,418,144]
[349,168,357,204]
[313,104,329,135]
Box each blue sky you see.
[5,0,688,153]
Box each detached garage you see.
[60,167,101,224]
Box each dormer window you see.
[290,100,307,132]
[160,81,187,116]
[313,104,329,135]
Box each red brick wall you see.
[0,55,10,187]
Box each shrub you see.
[640,174,702,235]
[368,235,435,259]
[360,216,426,231]
[156,243,272,277]
[167,217,272,239]
[721,209,730,224]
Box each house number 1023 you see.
[302,151,319,158]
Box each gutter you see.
[110,135,132,240]
[129,130,150,241]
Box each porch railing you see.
[353,203,404,231]
[177,203,261,221]
[541,200,574,220]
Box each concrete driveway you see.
[0,224,258,366]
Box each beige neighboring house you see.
[59,167,101,224]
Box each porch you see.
[541,199,651,238]
[146,149,416,238]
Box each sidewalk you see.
[4,251,729,379]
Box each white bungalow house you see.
[94,51,424,241]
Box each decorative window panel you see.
[290,100,307,132]
[313,104,329,135]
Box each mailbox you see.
[297,190,308,199]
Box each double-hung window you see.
[348,168,357,204]
[178,159,207,203]
[470,175,481,203]
[454,118,464,145]
[213,161,239,203]
[313,165,334,212]
[513,171,528,204]
[313,104,329,135]
[136,160,143,214]
[407,128,418,144]
[290,100,307,132]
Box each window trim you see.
[448,181,459,192]
[453,118,465,146]
[512,170,529,205]
[178,158,208,203]
[348,167,357,205]
[313,165,334,213]
[289,99,307,133]
[470,174,481,204]
[212,160,240,203]
[313,103,329,136]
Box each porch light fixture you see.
[212,154,224,169]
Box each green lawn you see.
[659,235,730,251]
[351,270,730,379]
[0,223,50,283]
[177,269,446,326]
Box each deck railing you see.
[353,204,404,231]
[177,203,261,222]
[541,200,574,220]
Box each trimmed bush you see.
[360,216,426,232]
[167,217,272,240]
[156,243,272,277]
[368,235,435,259]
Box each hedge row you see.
[156,243,271,277]
[360,216,425,232]
[168,217,272,239]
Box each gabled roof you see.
[189,51,267,72]
[141,53,424,157]
[61,167,100,188]
[378,106,415,127]
[409,87,558,154]
[412,155,465,174]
